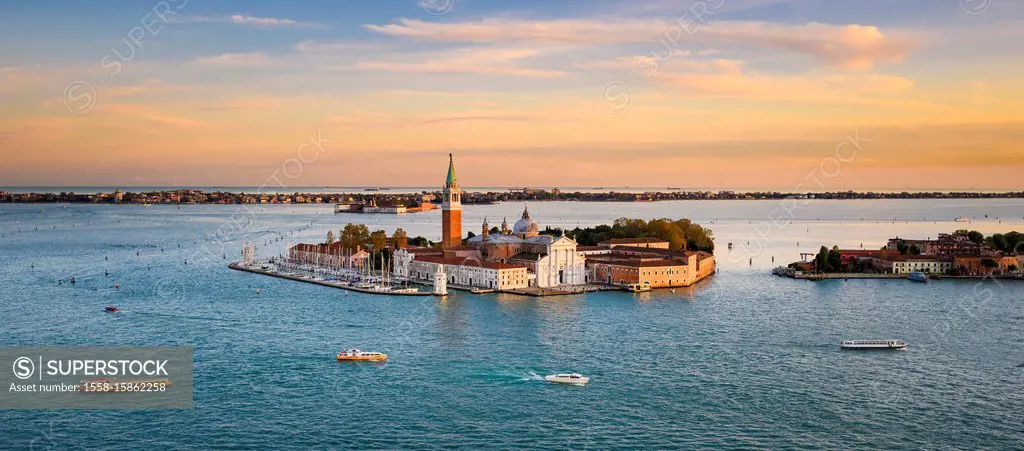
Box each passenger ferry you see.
[907,271,929,283]
[336,349,388,361]
[544,373,590,385]
[840,339,907,350]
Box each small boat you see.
[954,216,970,222]
[907,271,928,283]
[545,373,590,385]
[104,306,118,312]
[391,287,419,294]
[840,339,906,350]
[336,349,387,362]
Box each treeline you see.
[983,231,1022,254]
[540,217,715,253]
[951,229,1023,253]
[325,224,431,251]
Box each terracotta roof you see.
[480,261,528,270]
[414,255,526,270]
[407,247,443,255]
[415,256,477,265]
[588,257,690,268]
[599,237,669,245]
[510,251,546,261]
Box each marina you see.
[228,261,438,296]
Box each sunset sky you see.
[1,0,1022,190]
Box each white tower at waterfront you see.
[433,264,448,296]
[242,241,256,266]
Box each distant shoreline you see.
[3,189,1024,205]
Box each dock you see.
[228,262,437,296]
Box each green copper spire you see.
[446,153,457,185]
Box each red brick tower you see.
[441,153,462,249]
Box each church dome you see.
[513,206,540,235]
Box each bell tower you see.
[441,153,462,248]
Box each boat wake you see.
[519,371,545,382]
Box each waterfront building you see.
[403,256,529,290]
[587,251,714,288]
[467,209,588,287]
[597,237,671,249]
[890,255,954,274]
[441,153,462,249]
[287,243,370,269]
[886,232,990,257]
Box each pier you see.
[228,261,437,296]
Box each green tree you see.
[908,244,921,255]
[815,246,829,273]
[339,223,370,249]
[369,230,388,252]
[828,245,842,272]
[326,230,335,246]
[391,228,408,249]
[967,230,984,244]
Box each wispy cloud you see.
[354,47,569,77]
[173,14,318,28]
[191,52,276,66]
[366,18,915,70]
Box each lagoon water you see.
[1,200,1023,449]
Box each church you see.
[394,154,587,289]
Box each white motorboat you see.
[391,287,420,293]
[954,216,970,222]
[840,339,907,350]
[544,373,590,385]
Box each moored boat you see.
[954,216,970,222]
[907,271,928,283]
[544,373,590,385]
[840,339,906,350]
[337,349,387,361]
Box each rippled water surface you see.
[1,200,1023,449]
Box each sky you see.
[1,0,1022,190]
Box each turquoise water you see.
[1,201,1023,449]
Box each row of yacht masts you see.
[281,244,405,288]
